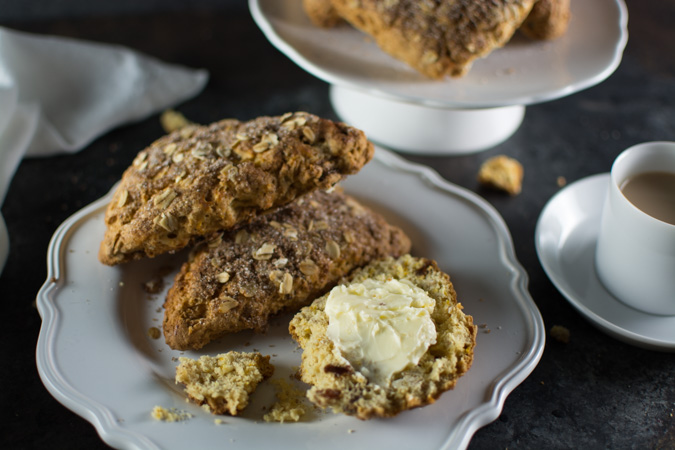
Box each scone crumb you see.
[151,406,192,422]
[147,327,161,339]
[160,109,193,133]
[263,379,308,423]
[478,155,524,195]
[175,352,274,416]
[348,429,356,434]
[550,325,570,343]
[557,176,567,188]
[214,418,225,425]
[143,277,164,294]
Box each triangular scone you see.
[99,112,374,265]
[327,0,536,78]
[289,255,477,419]
[163,188,411,350]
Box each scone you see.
[163,188,412,350]
[175,352,274,416]
[303,0,342,27]
[324,0,536,78]
[289,255,476,419]
[99,112,374,265]
[520,0,570,40]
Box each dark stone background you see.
[1,1,673,448]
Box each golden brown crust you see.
[520,0,570,40]
[303,0,342,27]
[163,188,411,350]
[289,255,477,419]
[99,112,374,265]
[328,0,536,78]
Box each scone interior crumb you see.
[151,405,192,422]
[175,352,274,416]
[263,378,308,423]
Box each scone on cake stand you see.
[250,0,628,155]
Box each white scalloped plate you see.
[250,0,628,109]
[36,147,544,450]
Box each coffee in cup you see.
[595,141,675,315]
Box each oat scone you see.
[303,0,342,28]
[163,188,411,350]
[325,0,536,78]
[289,255,476,420]
[175,352,274,416]
[520,0,570,40]
[99,112,374,265]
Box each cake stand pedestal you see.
[330,85,525,155]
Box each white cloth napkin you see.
[0,26,209,273]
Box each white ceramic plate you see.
[249,0,628,109]
[37,148,544,450]
[535,174,675,352]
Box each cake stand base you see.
[330,85,525,155]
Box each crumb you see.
[214,418,225,425]
[557,176,567,188]
[160,109,194,133]
[143,277,164,294]
[147,327,161,339]
[348,429,356,434]
[151,406,192,422]
[550,325,570,343]
[478,323,488,329]
[119,282,125,287]
[478,155,523,195]
[263,379,308,423]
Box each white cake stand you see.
[250,0,628,155]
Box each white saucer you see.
[535,173,675,352]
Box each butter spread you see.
[324,278,437,387]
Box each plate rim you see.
[534,173,675,352]
[249,0,629,109]
[36,147,545,449]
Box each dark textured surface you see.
[1,1,674,449]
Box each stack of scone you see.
[100,112,476,419]
[303,0,571,78]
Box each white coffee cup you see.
[595,141,675,315]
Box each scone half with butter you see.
[289,255,476,419]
